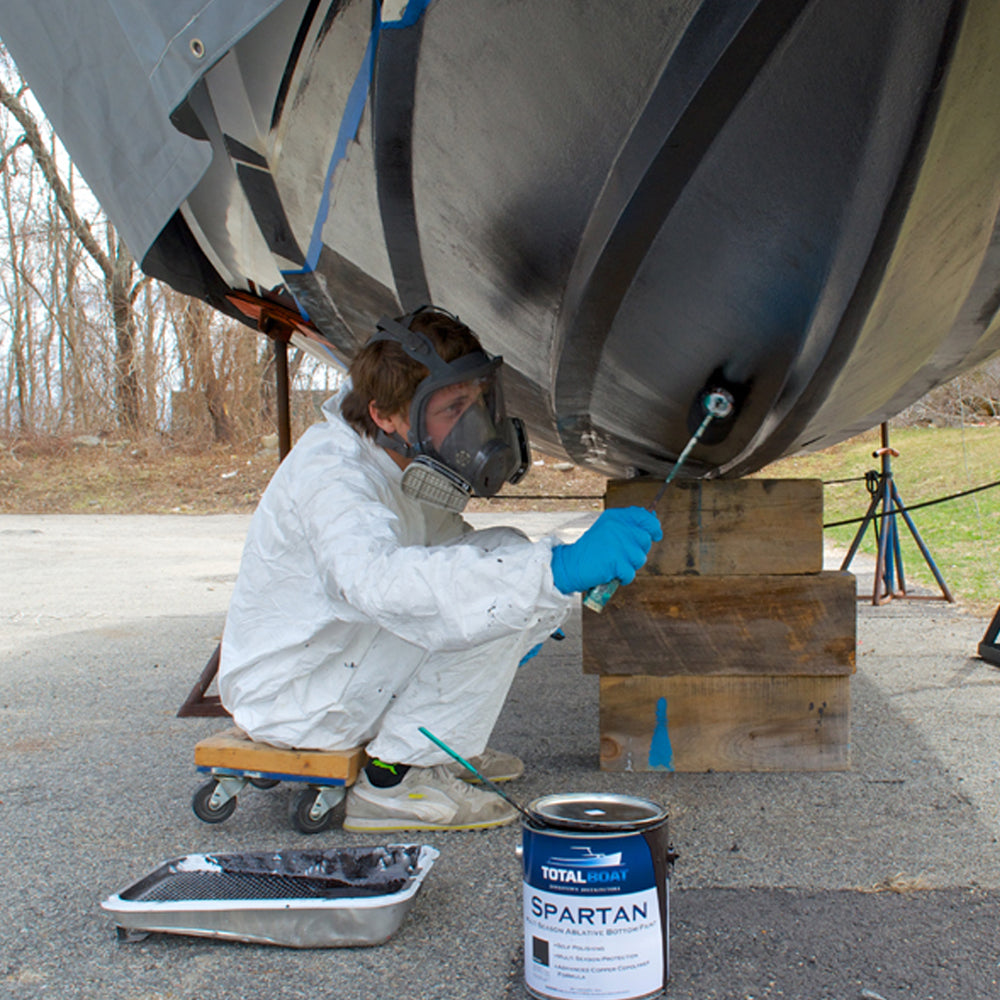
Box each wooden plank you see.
[583,572,856,677]
[194,728,365,783]
[605,478,823,576]
[599,675,850,772]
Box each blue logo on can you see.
[524,831,653,895]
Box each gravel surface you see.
[2,513,999,999]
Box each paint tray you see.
[101,844,439,948]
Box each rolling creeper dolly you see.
[192,728,366,834]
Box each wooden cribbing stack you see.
[584,478,855,772]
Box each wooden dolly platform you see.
[193,728,366,834]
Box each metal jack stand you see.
[840,423,954,606]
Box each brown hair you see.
[341,309,483,438]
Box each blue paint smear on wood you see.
[648,696,674,771]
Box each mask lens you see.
[418,377,493,453]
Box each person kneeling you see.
[219,307,661,832]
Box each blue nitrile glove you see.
[550,507,663,595]
[518,629,566,666]
[519,643,544,667]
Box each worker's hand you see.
[550,507,662,595]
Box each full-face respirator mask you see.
[369,310,530,512]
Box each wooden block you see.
[605,478,823,576]
[583,572,856,677]
[600,674,850,772]
[195,728,365,784]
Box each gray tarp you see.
[0,1,281,260]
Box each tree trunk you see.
[109,239,142,432]
[204,367,235,444]
[174,295,235,444]
[2,74,148,436]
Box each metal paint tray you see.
[101,845,439,948]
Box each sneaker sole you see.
[342,814,519,833]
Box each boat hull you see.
[4,0,1000,476]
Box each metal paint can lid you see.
[527,793,667,831]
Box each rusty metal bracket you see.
[226,289,314,340]
[226,291,323,460]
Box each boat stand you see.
[839,423,953,606]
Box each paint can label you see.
[523,829,667,1000]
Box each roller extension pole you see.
[582,390,734,613]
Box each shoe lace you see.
[428,764,494,803]
[471,748,497,769]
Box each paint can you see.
[522,793,673,1000]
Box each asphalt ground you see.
[2,513,999,999]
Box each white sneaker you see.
[343,764,519,832]
[449,747,524,783]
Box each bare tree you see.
[896,357,1000,427]
[0,69,149,433]
[172,294,237,445]
[1,46,337,448]
[0,123,31,431]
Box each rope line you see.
[823,476,1000,528]
[495,474,1000,525]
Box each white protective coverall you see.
[219,385,574,764]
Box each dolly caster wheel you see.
[192,778,238,823]
[249,777,281,789]
[289,786,342,834]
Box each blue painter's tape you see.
[282,0,435,279]
[305,31,376,272]
[383,0,434,30]
[648,696,674,771]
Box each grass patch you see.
[763,424,1000,613]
